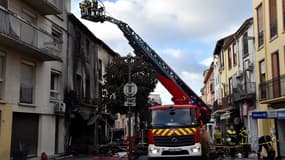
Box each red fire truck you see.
[79,1,211,159]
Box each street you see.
[72,152,258,160]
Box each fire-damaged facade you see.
[66,14,119,154]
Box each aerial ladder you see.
[79,2,210,120]
[79,2,211,158]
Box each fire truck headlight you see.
[149,147,160,154]
[191,146,200,153]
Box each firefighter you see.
[214,126,222,145]
[79,0,92,16]
[257,134,275,160]
[239,126,249,158]
[226,125,238,158]
[239,126,248,145]
[226,125,238,145]
[91,0,98,15]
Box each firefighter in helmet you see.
[214,126,222,145]
[226,125,238,145]
[239,126,249,158]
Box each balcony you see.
[0,8,62,61]
[22,0,62,15]
[233,82,256,102]
[259,74,285,103]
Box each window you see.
[257,4,264,47]
[271,51,280,98]
[220,52,224,69]
[0,111,1,131]
[50,70,61,99]
[85,78,90,99]
[269,0,277,38]
[259,60,266,99]
[283,0,285,30]
[0,52,5,100]
[76,74,82,97]
[52,25,63,50]
[98,59,102,80]
[243,32,249,56]
[86,39,90,58]
[20,61,35,104]
[0,0,7,8]
[229,77,233,95]
[228,47,232,69]
[233,43,237,65]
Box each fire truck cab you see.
[147,105,205,159]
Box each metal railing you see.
[233,82,256,101]
[0,8,62,56]
[259,74,285,101]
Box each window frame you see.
[19,60,35,104]
[269,0,278,39]
[228,47,232,70]
[98,59,103,81]
[256,3,264,48]
[0,51,5,100]
[283,0,285,30]
[243,32,249,57]
[50,70,61,100]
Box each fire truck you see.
[79,1,211,159]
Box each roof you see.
[235,17,253,37]
[67,13,120,57]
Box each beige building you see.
[0,0,69,159]
[253,0,285,157]
[212,18,257,148]
[201,62,215,106]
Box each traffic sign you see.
[124,97,136,107]
[123,82,137,97]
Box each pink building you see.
[201,62,215,106]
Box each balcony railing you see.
[23,0,62,15]
[0,8,61,61]
[233,82,256,101]
[259,74,285,102]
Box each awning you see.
[212,107,236,115]
[220,111,233,120]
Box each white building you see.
[0,0,70,158]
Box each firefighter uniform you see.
[239,127,249,158]
[227,128,237,145]
[240,128,248,144]
[214,129,222,145]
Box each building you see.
[201,62,215,106]
[66,13,119,154]
[0,0,69,159]
[232,18,257,151]
[201,62,215,142]
[253,0,285,158]
[212,18,256,147]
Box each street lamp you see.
[127,53,132,152]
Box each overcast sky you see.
[71,0,253,104]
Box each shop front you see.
[251,109,285,159]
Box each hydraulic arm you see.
[80,5,211,123]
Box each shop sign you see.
[267,110,277,118]
[252,111,267,119]
[277,110,285,119]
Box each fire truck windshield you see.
[150,108,198,128]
